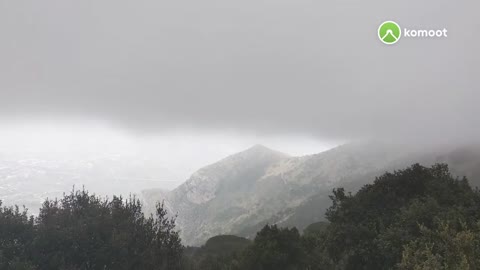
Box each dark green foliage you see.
[239,225,306,270]
[0,190,183,270]
[0,202,35,269]
[183,235,250,270]
[303,221,329,236]
[398,220,480,269]
[203,235,251,257]
[322,163,480,269]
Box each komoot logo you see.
[378,21,448,45]
[378,21,401,45]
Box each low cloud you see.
[0,0,478,143]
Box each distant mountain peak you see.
[249,144,271,150]
[239,144,289,158]
[160,144,290,209]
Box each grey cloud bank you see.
[0,0,478,143]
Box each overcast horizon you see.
[0,119,341,191]
[1,0,478,142]
[0,0,479,195]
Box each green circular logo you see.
[378,21,401,45]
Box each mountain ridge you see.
[142,142,480,246]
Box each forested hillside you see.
[2,163,480,269]
[185,163,480,269]
[143,143,480,246]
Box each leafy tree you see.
[239,225,305,270]
[322,164,480,269]
[0,201,35,269]
[399,220,480,270]
[303,221,329,237]
[0,189,183,270]
[183,235,250,270]
[301,229,335,270]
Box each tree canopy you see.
[2,163,480,269]
[0,190,182,270]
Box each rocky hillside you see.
[143,142,480,246]
[143,142,445,245]
[143,145,288,245]
[235,144,480,237]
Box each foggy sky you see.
[0,0,479,143]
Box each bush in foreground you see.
[0,190,183,270]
